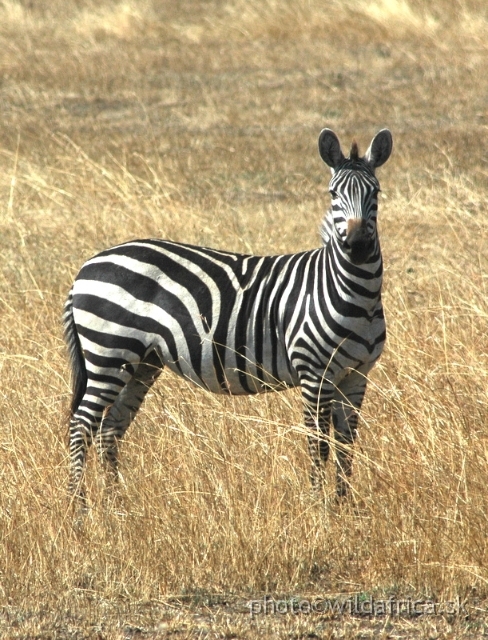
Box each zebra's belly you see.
[158,341,297,395]
[181,368,296,395]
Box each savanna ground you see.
[0,0,488,637]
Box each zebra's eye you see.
[329,190,338,199]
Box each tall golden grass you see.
[0,0,488,636]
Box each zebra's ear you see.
[364,129,393,168]
[318,129,345,169]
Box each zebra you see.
[64,127,392,506]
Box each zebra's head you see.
[318,128,393,265]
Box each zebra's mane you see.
[349,140,359,161]
[320,209,333,245]
[334,154,377,177]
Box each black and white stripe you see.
[64,128,392,504]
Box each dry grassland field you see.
[1,0,488,637]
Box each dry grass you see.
[1,0,488,636]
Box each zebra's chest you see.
[326,308,385,370]
[287,299,385,383]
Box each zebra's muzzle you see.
[343,221,374,265]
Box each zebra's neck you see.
[323,237,383,311]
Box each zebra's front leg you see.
[332,369,368,498]
[303,384,334,492]
[306,412,331,491]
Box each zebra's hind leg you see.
[69,393,120,512]
[332,369,368,499]
[68,420,95,510]
[68,363,134,510]
[95,349,163,488]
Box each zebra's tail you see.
[63,289,87,416]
